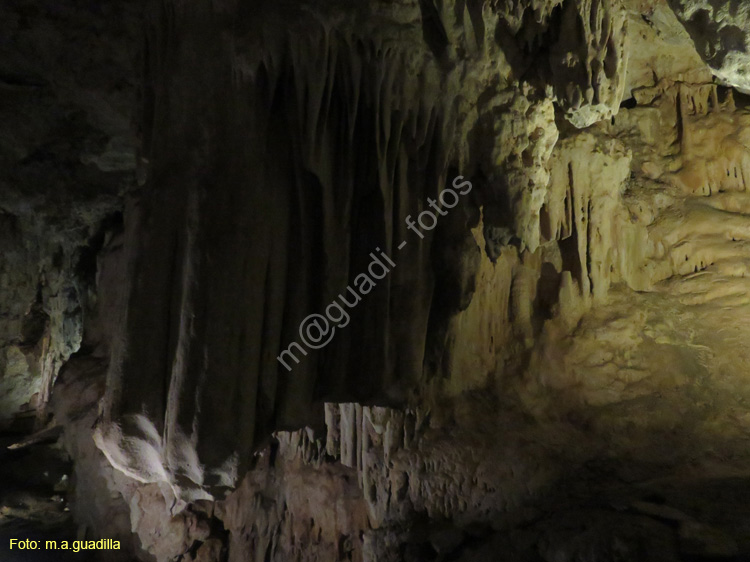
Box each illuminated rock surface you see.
[3,0,750,561]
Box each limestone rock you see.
[9,0,750,561]
[668,0,750,94]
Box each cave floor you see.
[0,432,96,561]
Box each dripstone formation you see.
[3,0,750,561]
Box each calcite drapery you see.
[91,0,632,501]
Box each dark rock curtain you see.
[95,1,463,494]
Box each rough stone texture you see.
[6,0,750,561]
[0,0,141,427]
[91,0,634,504]
[667,0,750,94]
[623,0,711,96]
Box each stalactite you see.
[544,133,631,305]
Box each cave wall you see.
[0,0,142,427]
[5,0,750,561]
[92,0,636,501]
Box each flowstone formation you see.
[5,0,750,561]
[91,0,633,504]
